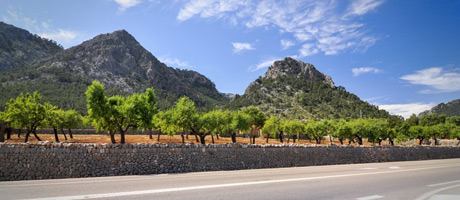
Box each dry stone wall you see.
[1,142,460,181]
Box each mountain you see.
[227,57,389,119]
[419,99,460,117]
[0,24,227,113]
[0,22,63,71]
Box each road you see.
[1,159,460,200]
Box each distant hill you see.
[419,99,460,117]
[0,22,227,113]
[0,22,63,71]
[227,57,389,119]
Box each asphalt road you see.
[1,159,460,200]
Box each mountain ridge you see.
[0,22,227,112]
[419,99,460,117]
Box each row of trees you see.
[0,92,84,142]
[1,81,459,145]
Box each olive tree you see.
[243,107,267,144]
[86,81,156,144]
[262,116,285,143]
[4,92,47,142]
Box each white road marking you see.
[22,164,460,200]
[356,195,384,200]
[428,195,460,200]
[361,167,378,170]
[389,166,401,169]
[428,180,460,187]
[415,184,460,200]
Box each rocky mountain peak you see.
[263,57,335,88]
[0,21,63,71]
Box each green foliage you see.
[262,116,284,138]
[243,106,267,129]
[170,96,200,133]
[228,76,389,119]
[85,81,157,143]
[420,114,446,126]
[5,92,47,133]
[282,120,304,138]
[231,111,251,133]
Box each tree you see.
[333,119,353,145]
[153,110,178,142]
[86,81,156,144]
[61,110,84,139]
[408,125,427,145]
[262,116,285,143]
[283,120,304,143]
[406,114,419,126]
[0,111,9,143]
[243,107,267,144]
[42,104,61,142]
[231,111,251,143]
[420,114,446,126]
[171,97,204,144]
[5,92,47,142]
[305,120,327,144]
[349,118,368,145]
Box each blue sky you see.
[1,0,460,118]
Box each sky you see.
[1,0,460,118]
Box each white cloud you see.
[280,39,294,50]
[158,57,193,69]
[344,0,384,18]
[232,42,254,53]
[177,0,385,57]
[114,0,142,11]
[352,67,382,76]
[252,58,279,71]
[40,29,77,44]
[400,67,460,93]
[2,8,82,48]
[378,103,435,119]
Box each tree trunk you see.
[434,137,438,145]
[378,139,382,146]
[109,132,116,144]
[348,140,352,145]
[329,135,333,145]
[356,135,363,145]
[279,132,284,143]
[61,128,68,140]
[211,135,215,144]
[53,127,60,142]
[194,134,199,143]
[186,134,189,140]
[0,122,7,143]
[252,136,256,144]
[389,138,394,146]
[24,131,31,143]
[6,127,11,139]
[288,137,290,143]
[181,133,185,144]
[419,138,423,145]
[32,130,41,141]
[293,135,297,143]
[157,130,161,142]
[68,129,73,139]
[314,137,320,144]
[149,129,153,140]
[231,133,236,143]
[216,134,220,140]
[120,131,126,144]
[339,138,344,145]
[200,134,206,145]
[17,129,21,138]
[266,134,269,143]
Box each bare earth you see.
[4,133,380,145]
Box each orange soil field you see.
[4,133,379,146]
